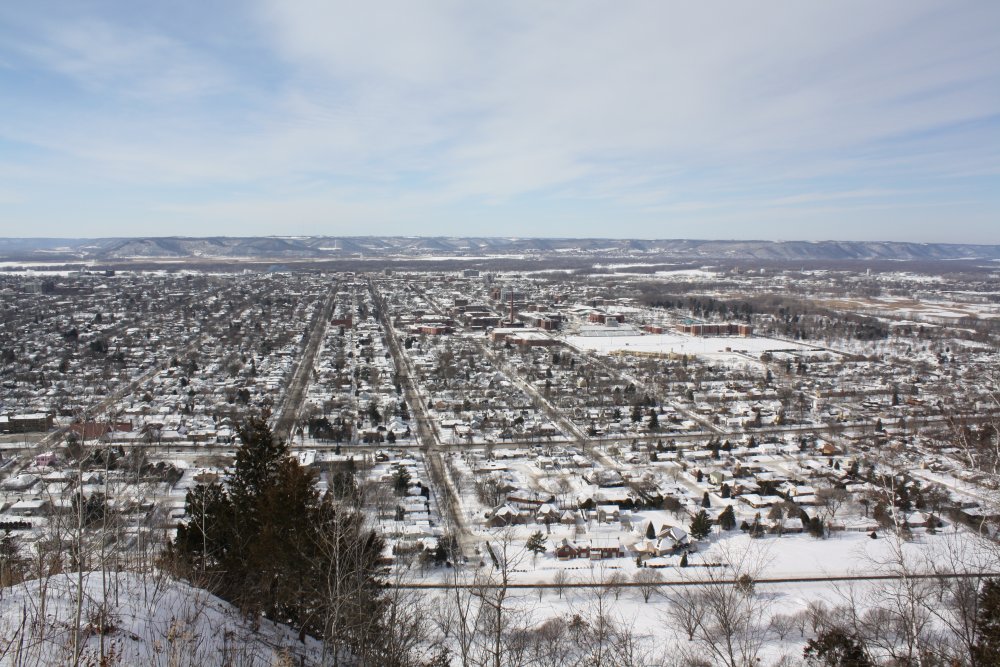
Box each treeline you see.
[636,289,889,341]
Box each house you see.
[585,469,624,487]
[553,539,588,560]
[536,503,560,523]
[901,511,942,530]
[780,483,816,499]
[1,474,38,491]
[738,494,782,509]
[486,504,526,527]
[596,505,620,523]
[659,525,690,547]
[560,510,579,525]
[708,470,728,486]
[588,537,624,560]
[34,451,58,467]
[506,489,554,509]
[8,498,50,516]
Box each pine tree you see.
[228,415,288,515]
[803,628,872,666]
[392,466,412,495]
[526,531,547,565]
[718,505,737,531]
[974,578,1000,665]
[690,510,712,540]
[702,491,711,508]
[0,531,26,586]
[172,480,235,578]
[168,415,387,655]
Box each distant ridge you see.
[1,236,998,262]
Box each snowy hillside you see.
[2,236,1000,262]
[0,571,324,666]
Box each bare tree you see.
[606,570,627,601]
[666,588,706,642]
[815,486,850,536]
[634,568,663,603]
[378,564,435,666]
[915,532,998,666]
[552,569,571,600]
[439,526,534,667]
[666,542,772,667]
[831,531,934,665]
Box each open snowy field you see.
[564,332,815,358]
[409,525,994,586]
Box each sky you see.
[0,1,998,243]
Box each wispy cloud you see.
[0,1,997,241]
[7,18,232,101]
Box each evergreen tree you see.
[974,578,1000,665]
[367,402,381,425]
[702,491,711,508]
[228,415,288,515]
[690,510,712,540]
[803,628,872,666]
[526,531,547,565]
[718,505,737,531]
[392,466,412,495]
[0,531,26,586]
[168,415,387,657]
[645,521,656,539]
[434,534,458,565]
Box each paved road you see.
[368,277,478,558]
[272,287,338,440]
[391,570,1000,590]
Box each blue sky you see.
[0,1,998,242]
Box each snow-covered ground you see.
[407,524,992,585]
[411,526,998,666]
[564,332,814,357]
[0,572,323,666]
